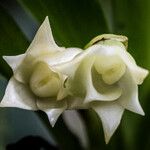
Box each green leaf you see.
[0,5,29,78]
[17,0,109,48]
[0,74,7,100]
[112,0,150,149]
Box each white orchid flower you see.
[0,17,82,126]
[55,34,149,143]
[1,16,148,144]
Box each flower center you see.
[94,55,126,85]
[29,62,61,98]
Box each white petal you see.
[27,16,60,55]
[14,47,82,84]
[3,54,26,72]
[37,98,67,127]
[98,41,148,85]
[118,69,144,115]
[92,102,124,143]
[53,46,93,76]
[54,44,121,77]
[0,77,37,110]
[117,47,149,85]
[78,56,122,102]
[13,17,63,83]
[37,47,82,67]
[55,46,122,102]
[129,66,149,85]
[86,43,148,85]
[45,108,65,127]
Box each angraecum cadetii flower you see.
[1,17,149,143]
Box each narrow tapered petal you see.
[27,16,60,55]
[1,77,37,110]
[129,66,149,85]
[45,108,65,127]
[92,102,124,143]
[13,16,68,83]
[116,46,149,85]
[3,54,26,72]
[37,98,67,127]
[118,69,144,115]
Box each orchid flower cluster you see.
[1,17,148,143]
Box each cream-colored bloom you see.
[55,34,149,143]
[1,17,82,126]
[1,17,148,143]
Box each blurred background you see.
[0,0,150,149]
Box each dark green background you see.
[0,0,150,149]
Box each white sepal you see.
[3,54,25,72]
[117,46,149,85]
[1,77,37,110]
[45,108,65,127]
[27,16,60,55]
[92,102,124,144]
[118,69,145,115]
[37,98,67,127]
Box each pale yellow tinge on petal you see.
[94,55,126,85]
[73,56,122,102]
[30,62,61,98]
[27,16,60,56]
